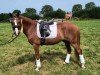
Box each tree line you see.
[0,5,66,22]
[0,2,100,22]
[72,2,100,19]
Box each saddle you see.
[39,20,54,45]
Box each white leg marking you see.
[79,55,85,63]
[65,54,71,63]
[79,55,85,68]
[35,59,41,71]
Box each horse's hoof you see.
[65,60,70,64]
[63,62,66,64]
[81,64,85,69]
[82,66,85,69]
[63,62,70,64]
[35,68,39,71]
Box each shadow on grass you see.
[1,51,79,72]
[16,51,66,64]
[16,51,78,65]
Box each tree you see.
[55,8,66,18]
[22,13,40,20]
[72,4,82,13]
[40,5,53,16]
[89,7,100,19]
[44,8,66,19]
[85,2,96,10]
[13,9,21,14]
[25,8,36,14]
[0,13,10,22]
[43,11,56,20]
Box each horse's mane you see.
[19,16,33,23]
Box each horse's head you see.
[9,12,22,36]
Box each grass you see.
[0,20,100,75]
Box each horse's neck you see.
[20,16,33,23]
[20,16,37,36]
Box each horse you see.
[65,12,72,21]
[9,12,85,71]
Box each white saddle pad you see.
[37,22,57,38]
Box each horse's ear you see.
[9,13,13,18]
[17,12,20,17]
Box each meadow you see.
[0,20,100,75]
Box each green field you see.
[0,20,100,75]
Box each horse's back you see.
[58,21,79,31]
[57,21,80,42]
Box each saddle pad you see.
[37,22,57,38]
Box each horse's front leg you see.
[33,44,41,71]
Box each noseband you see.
[12,25,21,30]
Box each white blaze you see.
[14,18,18,35]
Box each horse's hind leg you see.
[63,41,71,63]
[33,44,41,71]
[71,43,85,68]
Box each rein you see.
[0,19,23,46]
[0,33,18,46]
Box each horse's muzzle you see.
[15,28,18,35]
[12,25,21,36]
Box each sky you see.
[0,0,100,14]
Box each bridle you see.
[0,19,23,46]
[11,18,23,39]
[12,25,21,30]
[20,19,23,33]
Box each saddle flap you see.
[37,22,57,38]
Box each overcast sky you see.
[0,0,100,13]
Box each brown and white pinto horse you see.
[9,13,85,71]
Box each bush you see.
[0,13,10,22]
